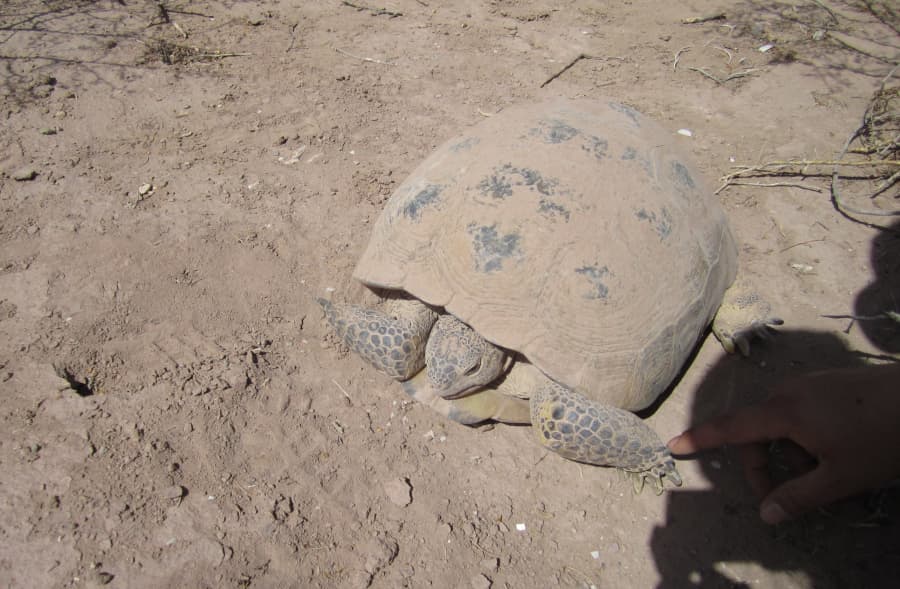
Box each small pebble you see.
[384,478,412,507]
[676,129,693,137]
[515,523,526,532]
[13,168,37,181]
[160,485,186,500]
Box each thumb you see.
[759,467,841,525]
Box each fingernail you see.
[760,501,787,525]
[666,434,681,448]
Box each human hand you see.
[667,364,900,524]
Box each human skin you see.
[667,363,900,524]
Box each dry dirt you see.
[1,1,899,588]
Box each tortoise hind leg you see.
[530,381,681,494]
[318,297,438,380]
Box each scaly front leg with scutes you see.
[317,297,438,380]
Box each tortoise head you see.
[425,315,510,399]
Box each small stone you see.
[85,569,114,586]
[39,127,58,135]
[32,85,53,98]
[160,485,185,500]
[384,478,412,507]
[480,557,499,573]
[471,573,492,589]
[13,168,37,181]
[95,571,114,585]
[363,536,399,574]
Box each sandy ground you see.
[1,1,899,588]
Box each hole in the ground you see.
[54,365,94,397]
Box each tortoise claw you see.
[727,316,784,357]
[625,457,682,495]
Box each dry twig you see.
[332,379,353,403]
[780,238,826,252]
[541,53,623,88]
[673,46,691,71]
[728,181,823,192]
[811,0,840,25]
[341,1,402,18]
[681,13,726,24]
[335,47,395,65]
[830,65,900,223]
[688,66,758,84]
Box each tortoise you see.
[319,98,778,492]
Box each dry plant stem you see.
[681,13,726,24]
[172,21,187,39]
[780,238,826,253]
[335,47,395,65]
[811,0,839,24]
[689,67,757,84]
[332,379,353,403]
[830,65,900,221]
[150,2,170,26]
[872,169,900,197]
[717,158,900,194]
[829,34,894,64]
[862,0,900,37]
[673,46,691,71]
[198,53,251,59]
[712,45,734,64]
[341,1,402,18]
[735,159,899,168]
[822,312,900,323]
[543,54,587,87]
[726,181,823,193]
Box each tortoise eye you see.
[464,359,482,376]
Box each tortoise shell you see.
[354,98,737,410]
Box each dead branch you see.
[727,181,823,192]
[341,1,402,18]
[688,66,758,84]
[810,0,840,25]
[830,65,900,223]
[335,47,395,65]
[541,54,623,88]
[673,46,691,71]
[681,13,726,24]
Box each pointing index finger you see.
[667,398,793,455]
